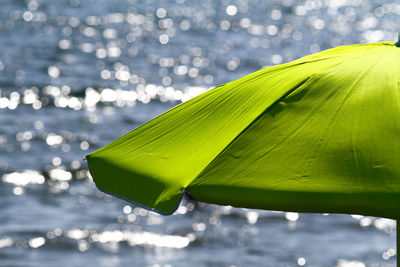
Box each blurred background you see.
[0,0,398,266]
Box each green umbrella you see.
[87,39,400,262]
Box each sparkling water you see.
[0,0,398,266]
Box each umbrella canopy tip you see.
[395,33,400,47]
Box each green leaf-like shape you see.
[87,42,400,218]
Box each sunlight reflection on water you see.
[0,0,399,266]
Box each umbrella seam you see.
[187,48,387,188]
[187,76,312,187]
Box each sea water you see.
[0,0,397,266]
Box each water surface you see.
[0,0,398,266]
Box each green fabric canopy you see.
[87,42,400,218]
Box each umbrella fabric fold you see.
[87,42,400,218]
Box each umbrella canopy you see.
[86,41,400,219]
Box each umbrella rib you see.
[189,48,386,188]
[188,76,312,186]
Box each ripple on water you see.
[0,0,398,266]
